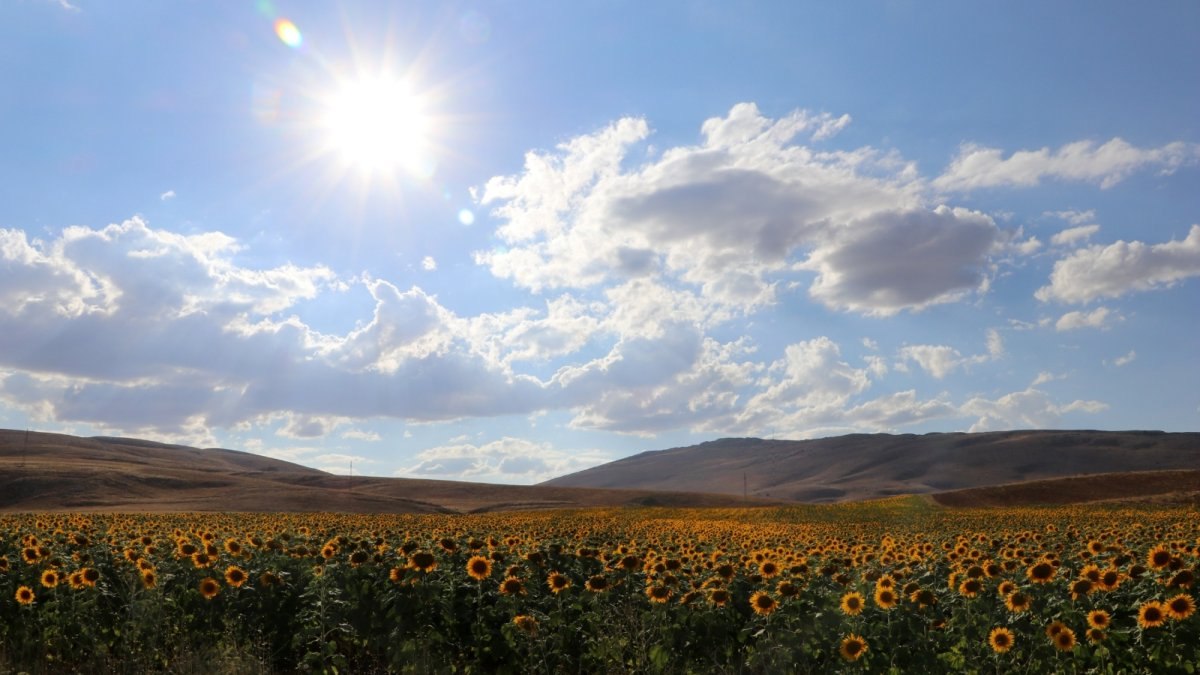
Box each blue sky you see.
[2,0,1198,482]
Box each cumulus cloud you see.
[0,217,551,436]
[1055,306,1119,331]
[421,256,437,271]
[897,330,1003,379]
[935,138,1200,191]
[479,102,1003,317]
[1051,224,1100,247]
[962,388,1108,432]
[1036,225,1200,303]
[160,190,176,201]
[1113,350,1137,367]
[395,437,612,484]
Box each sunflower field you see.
[1,497,1197,673]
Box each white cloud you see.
[341,428,382,442]
[1054,306,1119,331]
[395,437,612,484]
[1113,350,1137,367]
[897,330,1002,379]
[1051,224,1100,247]
[479,103,1003,317]
[963,387,1108,432]
[0,217,551,436]
[160,190,176,201]
[1031,371,1064,386]
[421,255,437,271]
[1036,225,1200,303]
[935,138,1200,191]
[1046,210,1096,226]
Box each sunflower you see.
[646,585,673,603]
[224,539,242,556]
[81,567,100,587]
[840,591,865,616]
[409,551,438,573]
[1168,569,1195,589]
[1087,609,1111,629]
[198,577,221,600]
[585,575,609,593]
[1097,568,1122,591]
[759,560,780,579]
[40,569,59,588]
[910,588,937,608]
[839,634,868,662]
[988,627,1014,654]
[466,555,493,581]
[1045,620,1068,638]
[1147,545,1172,570]
[1026,561,1056,584]
[224,565,248,588]
[512,614,538,635]
[1069,579,1093,601]
[776,580,800,598]
[388,567,406,583]
[1051,627,1076,652]
[958,579,982,598]
[349,550,370,567]
[708,588,731,607]
[749,591,777,616]
[874,587,898,609]
[1085,628,1106,643]
[15,585,35,605]
[997,580,1015,597]
[141,570,158,589]
[547,571,571,594]
[68,571,86,590]
[1137,601,1167,629]
[1165,593,1195,621]
[499,576,526,596]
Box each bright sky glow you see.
[321,76,431,175]
[1,1,1197,483]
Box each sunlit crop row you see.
[1,498,1197,673]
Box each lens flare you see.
[458,209,475,225]
[274,19,303,48]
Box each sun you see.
[320,75,432,176]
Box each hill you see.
[542,430,1200,503]
[930,469,1200,507]
[0,429,776,513]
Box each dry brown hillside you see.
[543,430,1200,502]
[0,430,777,513]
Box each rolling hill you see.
[0,429,774,513]
[542,430,1200,503]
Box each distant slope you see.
[931,469,1200,507]
[542,430,1200,503]
[0,430,776,513]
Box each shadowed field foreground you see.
[1,501,1197,673]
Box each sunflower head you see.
[585,575,609,593]
[198,577,221,600]
[1166,593,1195,621]
[1147,545,1172,570]
[512,614,538,635]
[224,566,248,588]
[988,627,1014,653]
[547,571,571,594]
[466,555,493,581]
[749,590,777,616]
[15,585,35,605]
[499,576,525,596]
[1087,609,1111,629]
[1052,627,1076,652]
[840,591,865,616]
[839,634,868,662]
[646,584,673,604]
[1138,601,1167,629]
